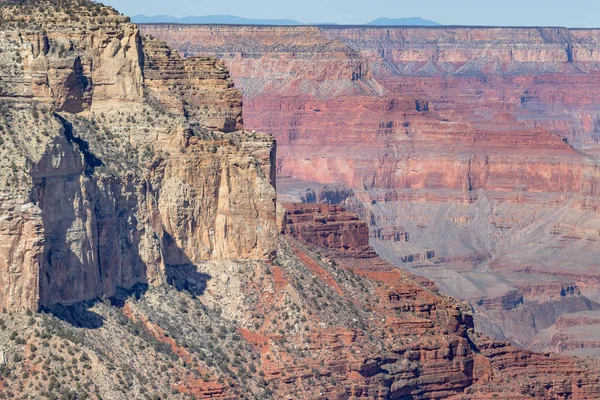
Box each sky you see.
[101,0,600,27]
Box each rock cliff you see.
[0,1,277,311]
[3,201,600,399]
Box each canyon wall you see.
[0,2,277,311]
[142,23,600,354]
[140,25,600,190]
[271,203,600,399]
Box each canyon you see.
[0,0,600,398]
[141,23,600,357]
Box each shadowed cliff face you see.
[0,1,277,311]
[142,24,600,356]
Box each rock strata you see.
[1,3,600,399]
[281,203,376,258]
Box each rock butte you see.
[141,24,600,356]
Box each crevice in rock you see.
[54,113,102,176]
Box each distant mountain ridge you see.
[367,17,441,26]
[131,14,440,26]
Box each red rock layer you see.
[281,203,376,258]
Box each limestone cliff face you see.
[0,1,276,310]
[0,200,43,311]
[21,11,144,111]
[148,131,277,266]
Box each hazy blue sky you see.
[102,0,600,27]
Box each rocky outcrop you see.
[0,1,277,310]
[300,184,355,206]
[281,203,376,258]
[142,38,243,132]
[369,225,409,242]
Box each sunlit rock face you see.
[0,1,277,311]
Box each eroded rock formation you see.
[281,203,376,258]
[0,1,277,311]
[270,204,600,399]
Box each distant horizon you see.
[130,15,441,27]
[134,22,600,30]
[131,17,600,30]
[101,0,600,28]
